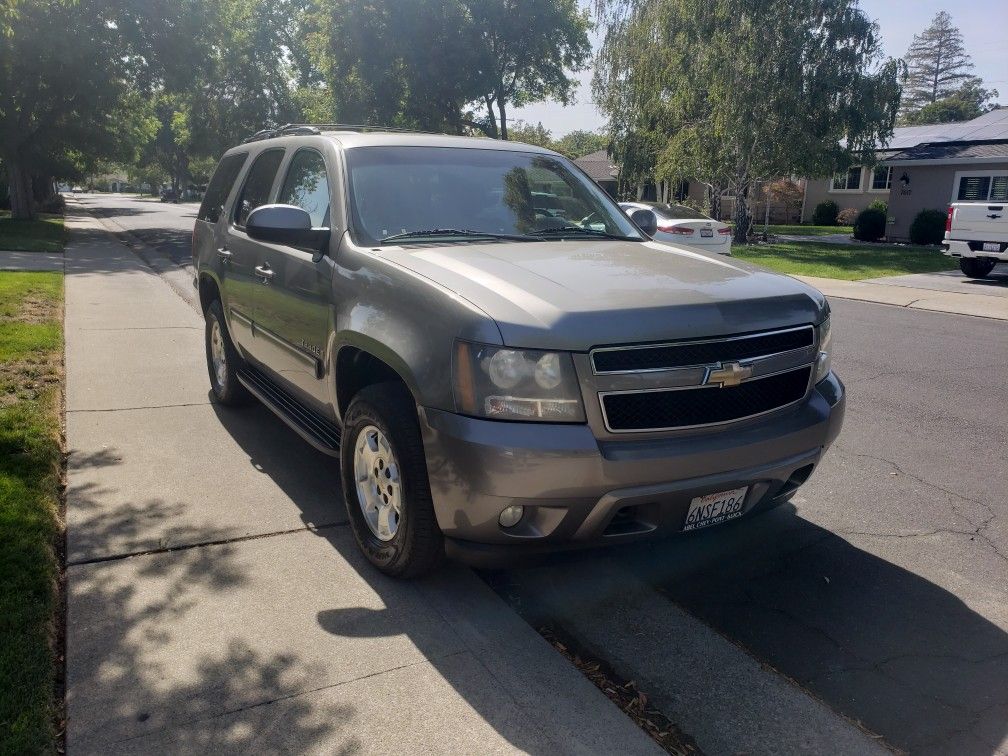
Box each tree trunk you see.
[732,174,751,245]
[708,184,722,220]
[497,91,508,140]
[6,153,34,220]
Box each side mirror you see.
[246,204,331,257]
[629,208,658,237]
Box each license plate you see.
[683,486,749,531]
[700,228,714,237]
[983,242,1000,252]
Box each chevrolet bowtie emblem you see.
[705,361,753,387]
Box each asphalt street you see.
[78,193,1008,754]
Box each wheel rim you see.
[353,425,402,542]
[210,319,227,387]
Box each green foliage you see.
[553,130,608,159]
[853,208,887,242]
[508,121,555,149]
[594,0,902,243]
[812,200,840,226]
[909,208,947,245]
[901,80,1000,125]
[867,199,888,214]
[734,242,955,280]
[899,11,980,117]
[305,0,590,138]
[0,211,64,252]
[0,270,62,754]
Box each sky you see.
[510,0,1008,136]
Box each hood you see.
[380,239,826,350]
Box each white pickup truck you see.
[943,201,1007,279]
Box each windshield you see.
[345,146,643,245]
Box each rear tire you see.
[205,300,250,405]
[341,382,443,578]
[959,258,996,279]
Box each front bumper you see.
[943,239,1008,261]
[419,372,845,566]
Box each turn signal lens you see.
[814,317,832,383]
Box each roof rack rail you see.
[241,122,441,143]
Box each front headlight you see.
[814,316,832,383]
[453,341,586,422]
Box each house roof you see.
[887,139,1008,164]
[883,108,1008,149]
[574,149,619,182]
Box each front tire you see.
[340,383,443,578]
[960,258,996,279]
[205,300,250,405]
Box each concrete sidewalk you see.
[63,208,659,754]
[796,274,1008,321]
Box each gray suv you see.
[193,125,845,577]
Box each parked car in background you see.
[943,200,1007,279]
[620,201,732,255]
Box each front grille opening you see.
[603,504,657,536]
[602,366,812,432]
[593,327,814,373]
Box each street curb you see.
[795,275,1008,321]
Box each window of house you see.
[954,172,1008,202]
[831,166,862,191]
[871,165,892,191]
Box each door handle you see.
[217,248,232,261]
[254,265,275,283]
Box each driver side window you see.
[278,149,331,228]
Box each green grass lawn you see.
[0,271,63,753]
[733,241,956,280]
[0,211,66,253]
[767,224,854,237]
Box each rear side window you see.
[197,152,247,223]
[234,149,285,226]
[278,149,331,227]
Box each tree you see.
[901,79,999,125]
[507,121,555,149]
[899,11,977,117]
[594,0,902,243]
[304,0,590,139]
[554,129,608,158]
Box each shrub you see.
[837,207,859,225]
[853,208,886,241]
[811,200,839,226]
[909,208,947,245]
[867,199,888,215]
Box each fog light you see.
[498,505,524,528]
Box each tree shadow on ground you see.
[488,501,1008,754]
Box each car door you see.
[222,147,286,362]
[254,146,336,412]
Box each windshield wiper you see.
[380,228,531,242]
[528,226,638,240]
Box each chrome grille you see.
[591,326,814,374]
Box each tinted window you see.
[344,147,641,246]
[278,150,331,227]
[234,149,284,226]
[198,152,247,223]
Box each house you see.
[573,149,619,197]
[801,109,1008,239]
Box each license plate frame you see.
[700,228,714,238]
[982,242,1000,252]
[683,486,749,532]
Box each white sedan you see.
[620,201,732,255]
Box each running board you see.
[236,365,342,456]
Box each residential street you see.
[75,193,1007,754]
